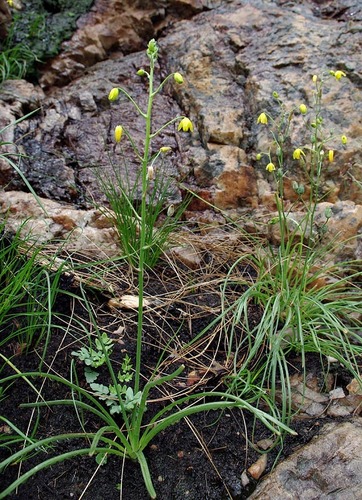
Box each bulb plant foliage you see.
[221,70,362,424]
[0,41,295,500]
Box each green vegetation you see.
[0,43,361,499]
[0,0,94,84]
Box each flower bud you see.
[137,69,146,76]
[312,75,318,83]
[173,72,184,84]
[147,39,158,60]
[108,88,119,101]
[324,207,333,219]
[328,150,334,162]
[341,135,347,145]
[160,146,172,153]
[256,153,262,161]
[114,125,123,143]
[147,165,155,181]
[299,104,307,114]
[167,204,175,217]
[292,181,305,195]
[272,91,279,99]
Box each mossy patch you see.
[1,0,94,82]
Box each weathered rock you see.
[0,190,119,256]
[0,0,11,39]
[249,419,362,500]
[0,0,361,236]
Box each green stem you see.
[134,58,155,395]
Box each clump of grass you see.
[221,70,362,426]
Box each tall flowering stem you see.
[134,42,157,396]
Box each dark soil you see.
[0,258,355,500]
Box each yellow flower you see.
[108,88,119,101]
[6,0,13,6]
[257,112,268,124]
[334,70,346,80]
[174,72,184,84]
[293,148,304,160]
[328,150,334,162]
[312,75,318,83]
[178,117,194,132]
[299,104,307,114]
[160,146,172,153]
[114,125,123,143]
[266,162,276,172]
[341,135,347,145]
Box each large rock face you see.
[0,0,361,222]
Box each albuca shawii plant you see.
[220,70,362,425]
[0,40,295,500]
[101,39,191,269]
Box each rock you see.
[0,0,11,39]
[0,0,361,257]
[0,191,119,257]
[249,419,362,500]
[247,454,268,480]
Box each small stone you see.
[248,454,267,480]
[329,387,345,400]
[241,470,250,487]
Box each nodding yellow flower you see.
[341,135,348,145]
[256,153,262,160]
[312,75,318,83]
[266,162,276,172]
[328,150,334,162]
[293,148,304,160]
[108,88,119,101]
[6,0,13,6]
[178,117,194,132]
[160,146,172,153]
[257,112,268,124]
[174,72,184,84]
[299,104,307,114]
[334,70,346,80]
[114,125,123,143]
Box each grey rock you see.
[249,419,362,500]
